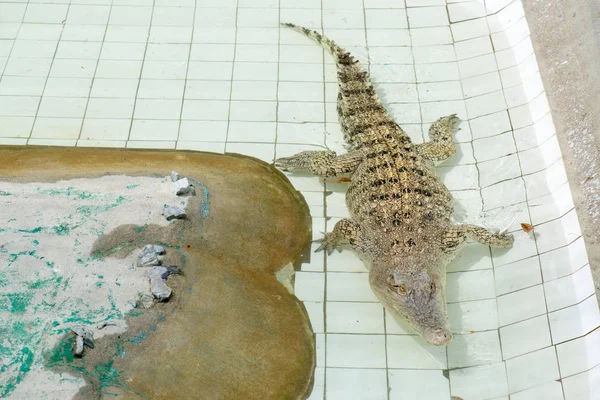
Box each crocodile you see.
[275,23,514,346]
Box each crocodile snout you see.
[424,327,453,346]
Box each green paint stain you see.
[18,227,42,233]
[52,223,72,236]
[125,184,139,189]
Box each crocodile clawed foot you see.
[489,232,514,248]
[314,233,344,256]
[274,150,335,173]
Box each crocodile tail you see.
[280,22,340,56]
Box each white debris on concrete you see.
[163,206,186,221]
[137,244,165,267]
[138,294,155,309]
[146,266,172,301]
[71,327,94,357]
[171,171,180,182]
[172,177,192,195]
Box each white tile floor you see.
[1,0,600,399]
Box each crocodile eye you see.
[396,284,406,295]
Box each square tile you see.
[449,362,508,400]
[407,6,448,28]
[410,26,453,46]
[0,117,35,138]
[91,78,139,98]
[31,118,83,139]
[500,315,552,359]
[418,81,463,102]
[130,119,179,141]
[45,78,92,98]
[137,80,185,99]
[57,41,103,59]
[294,271,325,302]
[0,77,46,96]
[326,249,368,273]
[66,5,110,25]
[535,209,581,254]
[510,382,564,400]
[178,120,228,142]
[277,122,325,145]
[562,363,600,400]
[134,99,182,120]
[279,102,324,123]
[28,138,77,147]
[523,161,568,201]
[446,270,495,302]
[528,182,575,226]
[367,29,411,46]
[233,62,277,81]
[105,25,150,42]
[556,327,600,377]
[327,272,377,302]
[152,6,194,26]
[497,285,547,327]
[451,18,489,42]
[229,101,276,122]
[448,1,486,22]
[387,335,447,369]
[462,72,503,99]
[109,6,153,25]
[549,295,600,344]
[469,111,511,139]
[17,24,63,41]
[80,118,131,141]
[388,369,450,400]
[0,96,40,117]
[415,62,460,82]
[494,256,542,296]
[61,25,106,41]
[478,153,521,188]
[96,60,142,79]
[491,230,539,267]
[24,4,68,24]
[38,97,88,118]
[447,331,502,368]
[184,80,230,100]
[303,301,324,333]
[182,100,229,121]
[100,42,147,60]
[412,45,456,64]
[365,9,408,29]
[370,64,416,83]
[228,121,276,143]
[326,334,386,368]
[151,26,193,43]
[519,136,562,175]
[447,299,499,334]
[11,40,58,59]
[2,57,50,77]
[540,237,589,281]
[326,302,385,334]
[481,178,526,210]
[544,266,595,312]
[506,347,559,393]
[237,8,279,28]
[231,81,277,101]
[86,98,135,119]
[326,368,387,400]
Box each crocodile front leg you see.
[315,218,364,255]
[416,114,460,162]
[442,224,514,253]
[275,150,362,177]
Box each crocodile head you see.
[370,267,452,346]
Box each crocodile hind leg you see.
[315,218,364,255]
[442,224,514,253]
[275,150,363,177]
[416,114,460,162]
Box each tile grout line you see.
[222,0,241,154]
[125,0,157,144]
[75,0,116,144]
[174,0,198,148]
[26,1,73,145]
[272,3,281,161]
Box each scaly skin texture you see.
[275,23,514,346]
